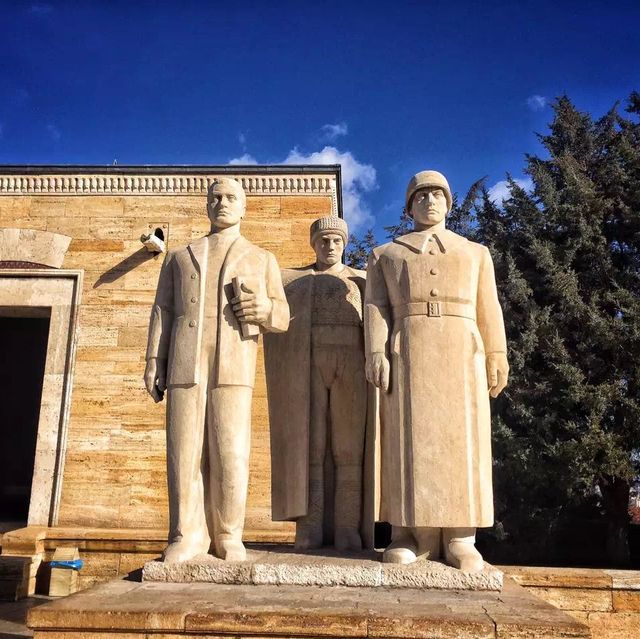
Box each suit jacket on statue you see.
[146,234,289,387]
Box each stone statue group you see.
[144,170,509,573]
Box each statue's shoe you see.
[444,540,484,573]
[294,524,323,550]
[334,526,362,552]
[383,537,418,564]
[216,535,247,562]
[162,538,208,564]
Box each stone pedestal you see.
[143,546,504,591]
[27,578,589,639]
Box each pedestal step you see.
[27,578,590,639]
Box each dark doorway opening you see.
[0,310,50,532]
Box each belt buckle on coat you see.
[427,301,441,317]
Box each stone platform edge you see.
[142,547,503,591]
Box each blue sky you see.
[1,0,639,236]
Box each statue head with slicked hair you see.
[207,178,247,230]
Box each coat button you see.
[191,273,197,279]
[430,268,439,275]
[429,249,436,255]
[189,320,197,327]
[191,297,197,303]
[430,289,439,297]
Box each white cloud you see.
[526,95,547,111]
[320,122,348,141]
[488,177,533,205]
[46,123,61,141]
[238,132,247,147]
[227,143,377,232]
[227,153,258,165]
[283,145,376,231]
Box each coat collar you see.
[393,228,465,254]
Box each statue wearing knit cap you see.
[264,216,377,552]
[365,170,509,571]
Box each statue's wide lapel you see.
[222,235,250,274]
[187,236,208,273]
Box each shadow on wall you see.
[93,248,156,288]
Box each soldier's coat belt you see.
[392,301,476,321]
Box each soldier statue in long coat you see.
[364,170,509,572]
[265,216,377,551]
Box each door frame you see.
[0,269,83,526]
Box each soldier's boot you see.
[334,463,362,552]
[443,527,484,573]
[383,526,418,564]
[295,463,324,550]
[412,526,442,560]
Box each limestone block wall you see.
[0,167,339,540]
[503,566,640,639]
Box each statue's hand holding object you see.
[232,281,273,326]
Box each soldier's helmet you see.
[405,170,452,215]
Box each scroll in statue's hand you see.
[366,352,390,393]
[144,357,167,403]
[486,352,509,398]
[232,282,272,326]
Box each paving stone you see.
[0,595,51,637]
[485,580,591,638]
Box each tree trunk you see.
[599,477,631,567]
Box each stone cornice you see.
[0,173,335,195]
[0,166,339,198]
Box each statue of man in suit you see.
[365,170,509,572]
[144,177,289,563]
